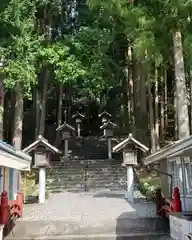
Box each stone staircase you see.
[59,136,119,160]
[46,136,128,193]
[46,158,127,193]
[8,137,171,240]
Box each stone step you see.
[46,185,126,191]
[50,162,125,167]
[6,218,169,238]
[53,159,123,164]
[5,232,171,240]
[47,173,126,179]
[47,167,125,173]
[46,180,126,187]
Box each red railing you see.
[156,187,182,218]
[0,191,22,234]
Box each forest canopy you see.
[0,0,191,152]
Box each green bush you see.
[137,182,156,201]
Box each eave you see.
[144,135,192,165]
[113,133,149,153]
[23,135,60,154]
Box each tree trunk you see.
[12,84,23,198]
[155,69,159,149]
[160,67,165,142]
[55,86,63,146]
[173,30,190,139]
[147,78,156,153]
[190,69,192,133]
[12,85,23,150]
[35,89,41,138]
[68,83,72,124]
[39,70,49,136]
[0,78,4,139]
[164,70,168,131]
[127,46,133,130]
[139,62,148,144]
[174,83,178,140]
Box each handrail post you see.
[156,188,163,215]
[17,192,23,217]
[0,191,8,224]
[172,187,182,212]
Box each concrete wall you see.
[0,167,4,192]
[180,196,192,211]
[160,159,192,211]
[4,167,9,196]
[159,159,170,197]
[0,167,19,200]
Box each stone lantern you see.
[113,133,149,203]
[100,120,116,159]
[72,112,85,138]
[98,111,112,124]
[23,135,60,204]
[56,122,75,159]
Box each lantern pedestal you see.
[126,165,134,204]
[77,123,81,138]
[100,120,116,160]
[39,168,46,204]
[108,138,112,159]
[113,134,149,204]
[64,139,68,159]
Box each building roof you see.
[144,135,192,165]
[112,133,149,153]
[0,140,31,171]
[72,112,85,119]
[100,121,117,130]
[98,111,112,118]
[23,135,60,154]
[0,140,31,161]
[56,121,75,132]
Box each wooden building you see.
[144,135,192,211]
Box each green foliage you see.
[0,0,192,129]
[137,181,157,201]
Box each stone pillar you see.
[64,139,68,158]
[12,169,19,200]
[108,138,112,159]
[39,168,46,204]
[126,166,134,203]
[77,123,81,137]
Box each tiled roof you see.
[0,139,31,161]
[0,140,15,150]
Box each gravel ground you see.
[22,191,157,222]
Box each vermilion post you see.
[17,192,23,217]
[172,187,182,212]
[155,188,163,215]
[0,191,8,224]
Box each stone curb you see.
[5,232,169,240]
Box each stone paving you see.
[22,191,157,222]
[6,191,171,239]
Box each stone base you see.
[0,225,4,240]
[169,212,192,240]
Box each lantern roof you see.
[100,120,117,130]
[23,135,60,154]
[56,121,75,132]
[98,111,112,119]
[112,133,149,153]
[72,112,85,120]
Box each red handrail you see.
[155,187,181,218]
[0,191,22,226]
